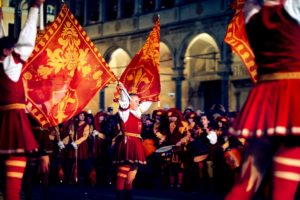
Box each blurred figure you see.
[153,109,167,146]
[24,115,60,200]
[90,111,111,186]
[226,0,300,199]
[0,1,45,199]
[164,108,190,190]
[63,112,90,185]
[187,114,216,191]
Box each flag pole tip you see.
[152,14,160,23]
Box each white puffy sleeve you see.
[118,86,130,122]
[14,7,39,61]
[139,101,152,113]
[3,7,39,82]
[284,0,300,24]
[244,0,262,23]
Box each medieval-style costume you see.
[152,109,166,146]
[89,111,111,185]
[226,0,300,199]
[24,115,58,200]
[63,112,90,184]
[0,3,43,199]
[164,108,190,189]
[113,83,152,199]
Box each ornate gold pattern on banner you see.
[116,19,160,102]
[22,4,117,127]
[224,0,258,83]
[126,67,152,94]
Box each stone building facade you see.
[82,0,253,114]
[1,0,253,114]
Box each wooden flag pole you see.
[39,3,44,30]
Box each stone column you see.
[99,0,107,22]
[171,49,185,111]
[155,0,161,10]
[134,0,142,16]
[220,42,232,112]
[99,89,105,111]
[172,75,184,111]
[117,0,124,19]
[83,0,88,25]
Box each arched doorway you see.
[104,48,131,113]
[183,33,221,112]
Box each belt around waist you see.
[258,72,300,82]
[125,132,142,139]
[0,103,26,111]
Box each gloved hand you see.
[175,141,182,146]
[71,142,78,149]
[57,140,65,150]
[92,130,99,137]
[207,131,218,145]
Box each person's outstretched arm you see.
[118,82,131,122]
[14,0,45,61]
[3,0,44,82]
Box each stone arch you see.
[85,47,131,113]
[182,33,221,112]
[104,48,132,111]
[105,47,131,77]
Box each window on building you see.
[143,0,155,13]
[74,0,84,24]
[124,0,134,18]
[87,0,100,23]
[90,10,100,22]
[9,0,15,7]
[46,5,55,15]
[160,0,175,9]
[67,0,84,24]
[107,0,118,21]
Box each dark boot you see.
[116,190,123,200]
[124,190,132,200]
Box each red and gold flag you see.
[22,4,117,127]
[115,19,161,102]
[224,0,258,83]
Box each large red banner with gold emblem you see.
[22,4,117,127]
[115,19,161,102]
[224,0,258,83]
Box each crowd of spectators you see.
[21,104,244,199]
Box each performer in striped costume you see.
[0,0,44,199]
[113,82,152,200]
[226,0,300,199]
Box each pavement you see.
[27,184,225,200]
[0,183,226,200]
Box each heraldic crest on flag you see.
[115,18,161,102]
[224,0,258,83]
[22,4,117,127]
